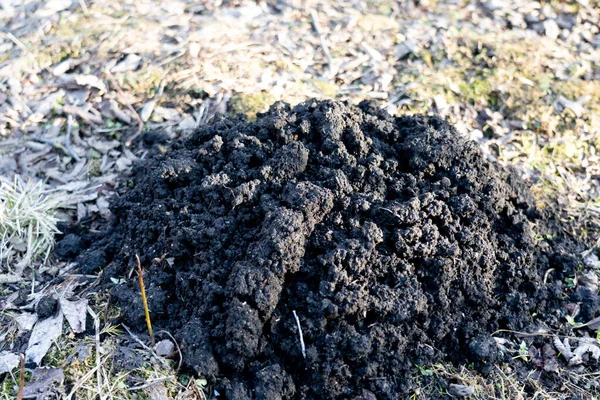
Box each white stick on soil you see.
[292,310,306,359]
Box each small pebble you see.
[155,339,175,356]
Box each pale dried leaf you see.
[59,298,87,333]
[88,138,120,154]
[147,382,170,400]
[14,312,38,332]
[0,351,20,374]
[577,271,599,292]
[556,95,585,117]
[22,367,65,398]
[57,74,107,93]
[573,340,600,362]
[177,116,196,130]
[584,253,600,269]
[448,384,475,397]
[140,100,156,122]
[553,335,574,360]
[26,311,63,365]
[111,54,142,73]
[97,197,111,218]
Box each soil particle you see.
[69,100,583,399]
[54,234,83,259]
[36,296,58,319]
[77,249,107,275]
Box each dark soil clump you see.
[65,100,583,399]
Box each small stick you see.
[78,0,89,16]
[127,376,174,391]
[309,9,334,73]
[292,310,306,359]
[17,354,24,400]
[87,306,102,398]
[65,114,82,162]
[136,254,154,347]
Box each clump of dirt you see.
[64,100,583,399]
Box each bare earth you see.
[1,0,600,398]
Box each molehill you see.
[59,100,582,399]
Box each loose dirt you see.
[59,100,583,399]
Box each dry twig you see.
[127,376,174,391]
[17,354,24,400]
[136,254,154,347]
[122,323,170,369]
[309,9,334,74]
[87,306,103,399]
[292,310,306,359]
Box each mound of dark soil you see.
[67,100,582,399]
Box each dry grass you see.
[0,176,65,282]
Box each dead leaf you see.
[30,90,65,120]
[571,338,600,365]
[542,343,559,373]
[147,382,170,400]
[51,57,89,77]
[177,116,196,131]
[577,271,599,292]
[14,312,38,333]
[57,74,107,93]
[0,351,20,374]
[140,100,156,122]
[448,384,475,397]
[555,95,586,117]
[26,311,64,365]
[88,138,120,153]
[62,105,103,125]
[111,54,142,73]
[22,367,65,399]
[35,0,71,17]
[584,253,600,269]
[97,197,111,218]
[581,315,600,330]
[59,298,87,334]
[109,100,132,124]
[553,336,574,361]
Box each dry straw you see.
[0,176,65,283]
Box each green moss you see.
[458,77,492,105]
[311,80,339,97]
[229,91,277,120]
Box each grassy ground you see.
[1,0,600,398]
